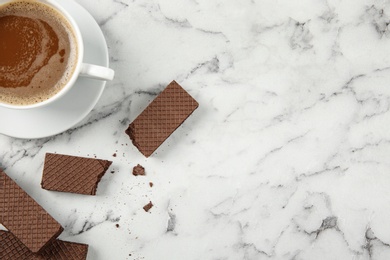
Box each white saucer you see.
[0,0,109,139]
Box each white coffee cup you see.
[0,0,115,110]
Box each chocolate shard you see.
[41,153,112,195]
[0,170,63,253]
[0,230,89,260]
[125,80,199,157]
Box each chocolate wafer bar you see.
[0,230,32,259]
[0,170,63,253]
[126,81,199,157]
[41,153,112,195]
[0,230,89,260]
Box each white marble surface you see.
[3,0,390,259]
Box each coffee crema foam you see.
[0,0,78,106]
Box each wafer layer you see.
[0,230,89,260]
[41,153,112,195]
[126,81,199,157]
[0,170,63,253]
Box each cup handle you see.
[80,63,115,80]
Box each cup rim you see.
[0,0,84,110]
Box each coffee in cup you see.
[0,0,78,106]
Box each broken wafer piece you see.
[143,201,153,212]
[125,80,199,157]
[41,153,112,195]
[0,230,89,260]
[0,170,63,253]
[132,164,145,176]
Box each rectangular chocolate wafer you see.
[0,230,89,260]
[0,170,63,253]
[41,153,112,195]
[125,81,199,157]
